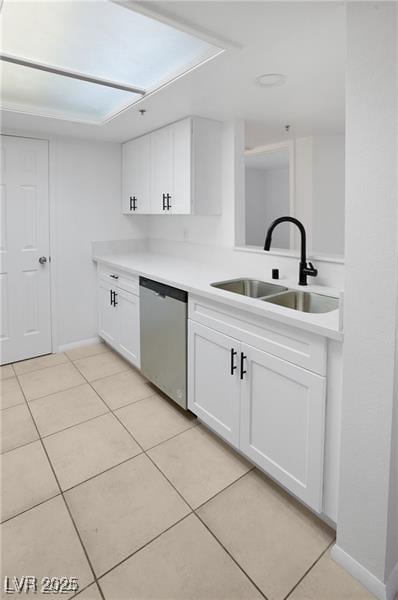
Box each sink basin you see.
[263,290,339,313]
[211,278,287,298]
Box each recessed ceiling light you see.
[255,73,286,88]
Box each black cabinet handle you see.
[162,193,166,211]
[240,353,247,380]
[109,289,113,306]
[110,274,119,280]
[113,291,118,306]
[230,348,237,375]
[129,196,137,211]
[129,196,133,211]
[166,193,171,210]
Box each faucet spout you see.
[263,216,318,286]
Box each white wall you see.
[293,136,313,251]
[242,135,345,257]
[49,136,147,348]
[312,135,345,256]
[245,166,290,247]
[333,3,398,597]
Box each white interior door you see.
[0,136,51,365]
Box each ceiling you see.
[1,1,346,146]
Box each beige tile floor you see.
[0,343,377,600]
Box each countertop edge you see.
[93,254,344,343]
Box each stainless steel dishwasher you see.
[139,277,187,409]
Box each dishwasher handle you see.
[139,277,187,303]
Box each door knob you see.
[38,256,47,264]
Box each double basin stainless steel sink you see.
[210,278,339,314]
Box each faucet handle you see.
[306,261,318,276]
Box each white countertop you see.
[93,252,343,341]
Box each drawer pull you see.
[230,348,237,375]
[240,352,247,380]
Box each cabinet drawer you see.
[99,269,139,295]
[189,295,326,375]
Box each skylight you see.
[0,0,223,123]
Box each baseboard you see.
[331,544,388,600]
[57,336,101,353]
[386,561,398,600]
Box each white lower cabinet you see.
[97,273,140,368]
[188,319,326,512]
[240,344,326,512]
[98,280,118,347]
[188,322,240,446]
[116,288,140,367]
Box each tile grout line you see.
[9,351,332,600]
[65,356,203,597]
[12,376,106,600]
[62,453,143,494]
[1,436,41,456]
[79,363,274,597]
[13,355,72,376]
[64,348,111,362]
[283,539,335,600]
[193,467,255,512]
[1,492,62,525]
[7,352,255,600]
[143,420,199,452]
[96,512,194,582]
[40,408,111,441]
[194,510,270,600]
[72,356,131,383]
[13,350,149,406]
[16,380,87,404]
[26,381,103,406]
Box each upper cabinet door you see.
[188,321,241,447]
[171,119,192,214]
[150,125,173,214]
[122,136,150,214]
[240,343,326,512]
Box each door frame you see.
[1,132,56,361]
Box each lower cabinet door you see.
[188,321,240,446]
[116,288,140,368]
[98,281,118,348]
[240,343,326,512]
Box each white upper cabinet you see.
[150,125,174,214]
[122,117,222,215]
[122,135,151,214]
[170,118,192,214]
